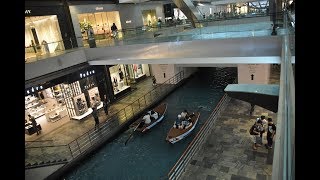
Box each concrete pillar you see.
[237,64,271,84]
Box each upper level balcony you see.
[25,12,291,64]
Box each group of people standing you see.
[250,115,276,150]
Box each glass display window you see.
[73,93,88,116]
[142,9,157,26]
[25,15,64,59]
[88,87,101,108]
[78,11,122,40]
[109,65,131,95]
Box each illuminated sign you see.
[25,10,31,14]
[95,7,103,11]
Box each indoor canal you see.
[64,67,237,180]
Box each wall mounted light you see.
[27,90,30,94]
[80,73,82,78]
[87,71,89,76]
[31,87,34,92]
[92,70,95,74]
[40,86,43,89]
[36,87,38,90]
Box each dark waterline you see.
[64,67,236,180]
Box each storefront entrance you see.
[25,15,64,60]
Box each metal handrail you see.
[272,10,295,180]
[25,71,186,168]
[66,71,185,159]
[168,93,230,179]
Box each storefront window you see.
[78,11,122,41]
[142,9,157,26]
[109,65,131,95]
[25,15,64,60]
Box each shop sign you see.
[126,20,132,24]
[95,7,103,11]
[159,64,168,73]
[25,10,31,14]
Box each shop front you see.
[68,4,122,47]
[25,1,77,61]
[25,66,110,138]
[108,64,150,98]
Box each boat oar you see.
[124,121,141,146]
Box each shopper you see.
[111,23,118,38]
[92,106,100,130]
[103,95,110,115]
[42,40,49,54]
[28,114,40,135]
[265,118,276,149]
[249,120,263,150]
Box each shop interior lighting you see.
[36,87,38,90]
[83,74,86,77]
[89,71,92,75]
[27,90,30,94]
[40,86,43,89]
[31,87,34,92]
[80,74,82,78]
[92,70,95,74]
[87,71,89,76]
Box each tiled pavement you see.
[178,66,280,180]
[179,99,276,180]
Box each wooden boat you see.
[166,112,200,144]
[134,103,167,133]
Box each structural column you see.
[237,64,271,84]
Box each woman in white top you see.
[143,114,151,124]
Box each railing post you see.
[76,139,81,154]
[68,144,74,159]
[87,131,92,145]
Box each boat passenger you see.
[143,113,151,124]
[181,109,189,120]
[174,114,182,128]
[150,110,158,120]
[181,119,190,129]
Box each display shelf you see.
[114,85,131,95]
[97,102,103,110]
[71,108,93,120]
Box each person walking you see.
[92,106,100,130]
[28,114,40,135]
[111,23,118,38]
[103,95,110,116]
[265,118,276,149]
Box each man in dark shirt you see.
[266,118,276,149]
[92,106,99,130]
[28,114,40,135]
